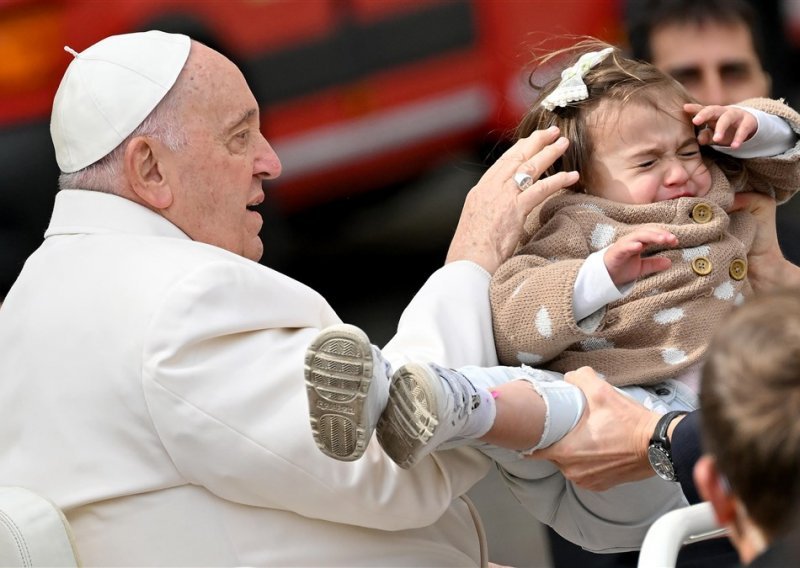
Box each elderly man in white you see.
[0,30,577,566]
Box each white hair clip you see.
[541,47,615,111]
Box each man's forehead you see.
[223,108,258,132]
[650,20,760,66]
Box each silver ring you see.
[513,172,534,191]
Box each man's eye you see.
[670,71,700,88]
[721,67,751,83]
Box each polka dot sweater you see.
[490,98,800,387]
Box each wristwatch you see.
[647,410,688,481]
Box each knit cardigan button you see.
[729,258,747,280]
[692,256,713,275]
[691,203,713,223]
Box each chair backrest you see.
[0,486,80,567]
[637,502,729,568]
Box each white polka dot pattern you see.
[535,306,553,337]
[517,352,543,364]
[590,223,616,250]
[653,308,684,325]
[661,348,688,365]
[713,281,735,300]
[682,245,710,261]
[580,203,605,214]
[581,337,614,351]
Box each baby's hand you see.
[604,227,678,287]
[684,103,758,149]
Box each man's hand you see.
[729,191,800,290]
[447,126,579,273]
[604,227,677,287]
[531,367,660,492]
[685,103,757,149]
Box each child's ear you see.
[694,455,737,525]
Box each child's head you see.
[699,289,800,544]
[520,39,712,204]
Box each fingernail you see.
[558,137,569,146]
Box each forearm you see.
[731,191,800,291]
[383,260,497,369]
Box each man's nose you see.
[254,133,282,180]
[697,73,728,106]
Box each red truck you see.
[0,0,620,292]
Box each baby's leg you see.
[376,364,585,469]
[304,324,392,461]
[495,379,698,553]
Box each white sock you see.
[460,385,497,440]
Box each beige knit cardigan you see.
[490,98,800,386]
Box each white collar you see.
[45,189,190,241]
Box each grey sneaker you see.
[376,362,484,469]
[305,324,390,461]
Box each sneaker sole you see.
[377,363,440,469]
[304,325,374,461]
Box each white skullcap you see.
[50,30,191,173]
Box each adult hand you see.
[446,126,579,273]
[531,367,660,492]
[730,191,800,290]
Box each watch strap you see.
[651,410,689,452]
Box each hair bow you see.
[541,47,615,111]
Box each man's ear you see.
[694,455,737,525]
[124,137,173,210]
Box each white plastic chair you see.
[0,486,80,566]
[637,502,729,568]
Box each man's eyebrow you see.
[719,61,752,73]
[224,108,258,133]
[667,66,701,80]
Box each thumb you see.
[563,366,603,390]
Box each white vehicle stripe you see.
[272,85,495,180]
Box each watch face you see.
[648,445,676,481]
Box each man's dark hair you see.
[624,0,767,68]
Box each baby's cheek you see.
[698,174,713,196]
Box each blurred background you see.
[2,1,799,566]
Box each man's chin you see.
[244,239,264,262]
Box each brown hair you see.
[700,288,800,539]
[517,39,697,192]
